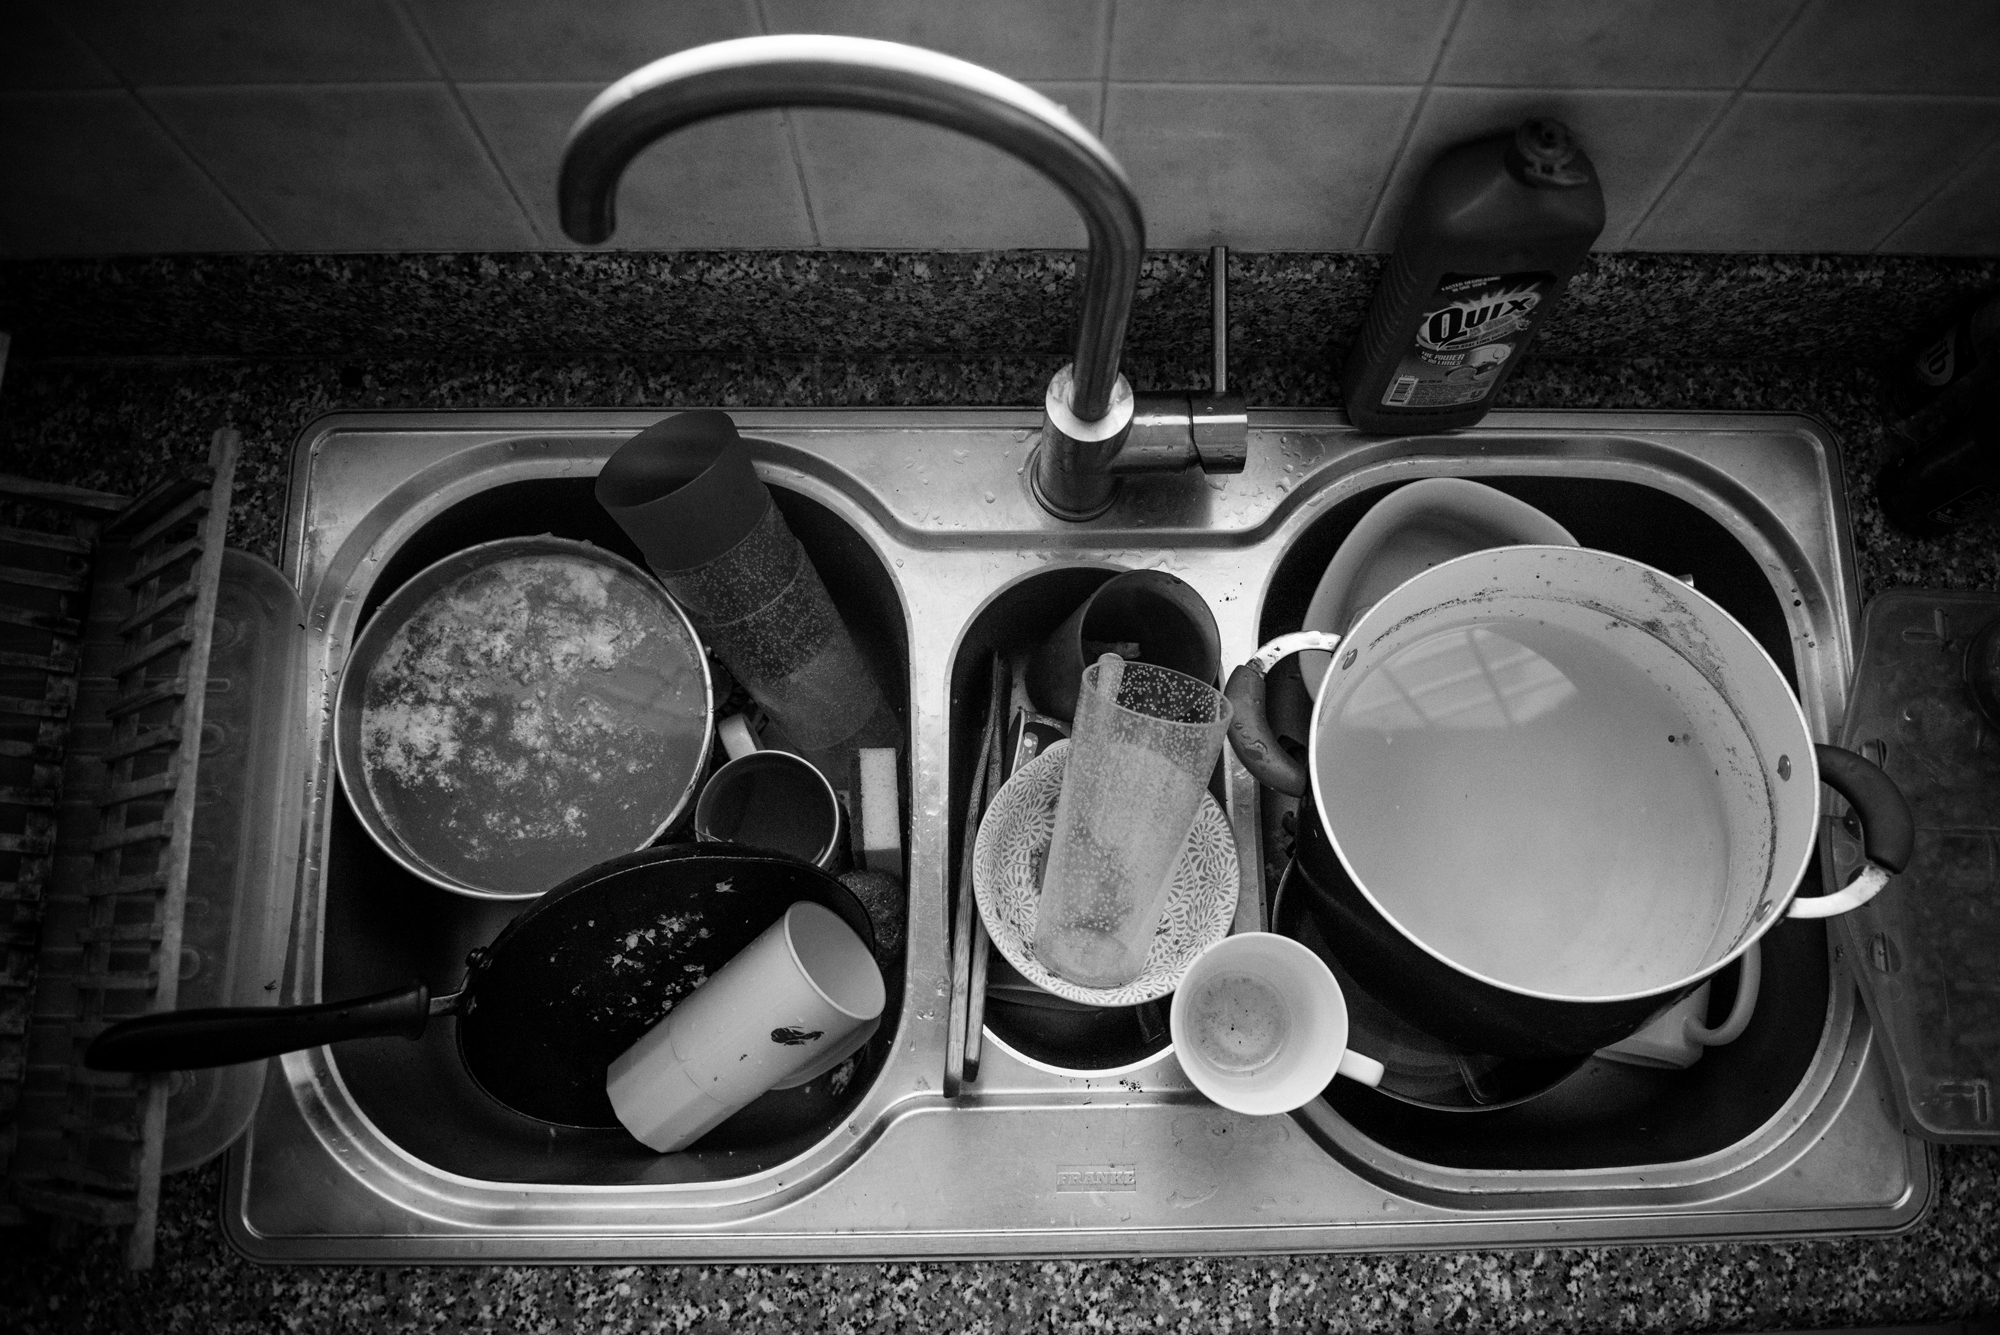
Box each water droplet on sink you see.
[894,558,904,567]
[983,491,996,503]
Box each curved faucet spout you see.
[559,35,1143,429]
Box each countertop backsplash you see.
[4,250,1997,365]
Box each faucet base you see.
[1027,441,1120,521]
[1030,365,1133,520]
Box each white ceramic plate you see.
[972,741,1239,1007]
[1300,477,1576,697]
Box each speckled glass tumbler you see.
[597,412,884,753]
[658,499,882,751]
[1033,656,1232,989]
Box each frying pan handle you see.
[1224,631,1343,797]
[1787,743,1917,920]
[85,982,433,1071]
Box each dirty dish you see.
[1272,860,1587,1111]
[1298,477,1575,697]
[596,411,887,753]
[88,846,878,1132]
[973,739,1238,1007]
[695,748,847,871]
[1025,568,1222,720]
[1034,657,1232,989]
[608,900,884,1152]
[335,534,712,901]
[1170,932,1384,1116]
[1227,545,1913,1058]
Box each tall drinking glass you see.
[1033,655,1233,988]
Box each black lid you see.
[1506,118,1595,189]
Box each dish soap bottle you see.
[1342,118,1604,434]
[1892,289,2000,416]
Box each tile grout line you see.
[1872,119,2000,254]
[39,0,279,252]
[1096,0,1117,140]
[751,0,825,247]
[1622,0,1816,248]
[387,0,551,248]
[120,90,280,251]
[1355,0,1469,250]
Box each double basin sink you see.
[228,408,1927,1260]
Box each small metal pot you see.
[333,535,713,900]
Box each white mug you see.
[607,900,885,1152]
[1170,932,1384,1115]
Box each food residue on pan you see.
[360,551,706,893]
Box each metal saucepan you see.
[1226,545,1914,1059]
[86,847,877,1129]
[335,535,713,901]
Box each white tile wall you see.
[1105,83,1420,249]
[793,84,1105,248]
[144,84,540,250]
[459,88,811,250]
[1629,94,2000,253]
[3,0,1996,256]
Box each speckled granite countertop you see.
[0,252,1995,1333]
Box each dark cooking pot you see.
[1227,546,1914,1059]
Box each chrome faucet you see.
[558,35,1244,520]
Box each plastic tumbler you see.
[1033,656,1233,989]
[595,410,886,753]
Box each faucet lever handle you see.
[1109,392,1248,476]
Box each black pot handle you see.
[1787,743,1916,920]
[85,982,434,1072]
[1224,631,1343,798]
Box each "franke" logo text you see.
[1055,1164,1139,1192]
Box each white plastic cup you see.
[1169,933,1384,1115]
[606,900,885,1152]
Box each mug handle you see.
[1786,744,1916,919]
[1337,1049,1386,1087]
[1685,940,1762,1047]
[1223,631,1345,797]
[718,712,761,761]
[767,1012,881,1090]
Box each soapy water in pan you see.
[360,552,707,895]
[1321,616,1741,999]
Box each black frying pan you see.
[87,845,877,1129]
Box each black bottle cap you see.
[1506,118,1595,189]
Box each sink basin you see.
[229,408,1927,1260]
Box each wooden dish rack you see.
[0,429,239,1268]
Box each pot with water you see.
[1226,546,1915,1058]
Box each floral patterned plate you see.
[972,740,1239,1007]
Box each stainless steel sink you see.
[227,408,1928,1260]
